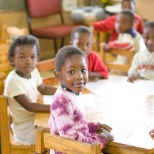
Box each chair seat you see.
[32,24,77,38]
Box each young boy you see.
[104,9,141,64]
[127,21,154,83]
[70,25,108,81]
[91,0,143,42]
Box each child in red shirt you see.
[70,26,108,81]
[91,0,143,42]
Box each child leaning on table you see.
[91,0,143,42]
[127,21,154,83]
[3,35,56,145]
[103,9,142,65]
[49,45,113,154]
[70,25,108,81]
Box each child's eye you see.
[20,56,25,59]
[81,69,87,73]
[68,70,75,74]
[31,55,36,59]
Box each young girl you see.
[70,25,108,81]
[49,45,113,154]
[4,35,56,145]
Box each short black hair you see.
[8,35,40,60]
[122,0,136,6]
[144,21,154,29]
[55,45,87,71]
[70,26,93,41]
[119,9,135,23]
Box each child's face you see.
[143,27,154,52]
[71,32,93,56]
[115,14,133,33]
[10,45,38,78]
[56,54,88,93]
[122,1,136,12]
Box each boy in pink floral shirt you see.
[49,45,113,154]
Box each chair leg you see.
[53,39,57,55]
[61,38,65,48]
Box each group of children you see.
[3,0,154,153]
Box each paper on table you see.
[80,94,98,107]
[110,122,141,138]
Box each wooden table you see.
[35,75,154,154]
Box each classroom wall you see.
[0,0,154,59]
[136,0,154,22]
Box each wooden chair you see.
[35,127,101,154]
[0,95,35,154]
[24,0,77,54]
[100,42,135,75]
[37,58,58,85]
[0,44,13,94]
[1,25,28,44]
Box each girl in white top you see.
[4,35,56,145]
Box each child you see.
[91,0,143,42]
[49,45,113,153]
[70,25,108,81]
[3,35,56,145]
[104,9,141,65]
[127,21,154,83]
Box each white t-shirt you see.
[4,68,42,145]
[116,32,142,64]
[128,48,154,80]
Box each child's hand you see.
[149,129,154,137]
[101,130,114,144]
[127,74,140,83]
[98,124,112,133]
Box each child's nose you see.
[26,58,32,64]
[77,72,83,79]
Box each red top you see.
[87,51,108,79]
[92,14,143,42]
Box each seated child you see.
[4,35,56,145]
[70,25,108,81]
[127,21,154,83]
[104,9,142,65]
[91,0,143,42]
[49,45,113,153]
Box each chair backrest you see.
[0,44,12,94]
[100,43,135,74]
[35,127,101,154]
[0,95,35,154]
[25,0,62,18]
[37,58,58,85]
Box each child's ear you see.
[54,70,62,80]
[10,56,15,67]
[37,56,40,62]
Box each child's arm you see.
[14,94,50,112]
[37,83,56,95]
[88,72,103,81]
[88,52,108,80]
[127,54,140,83]
[91,15,116,32]
[104,41,133,51]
